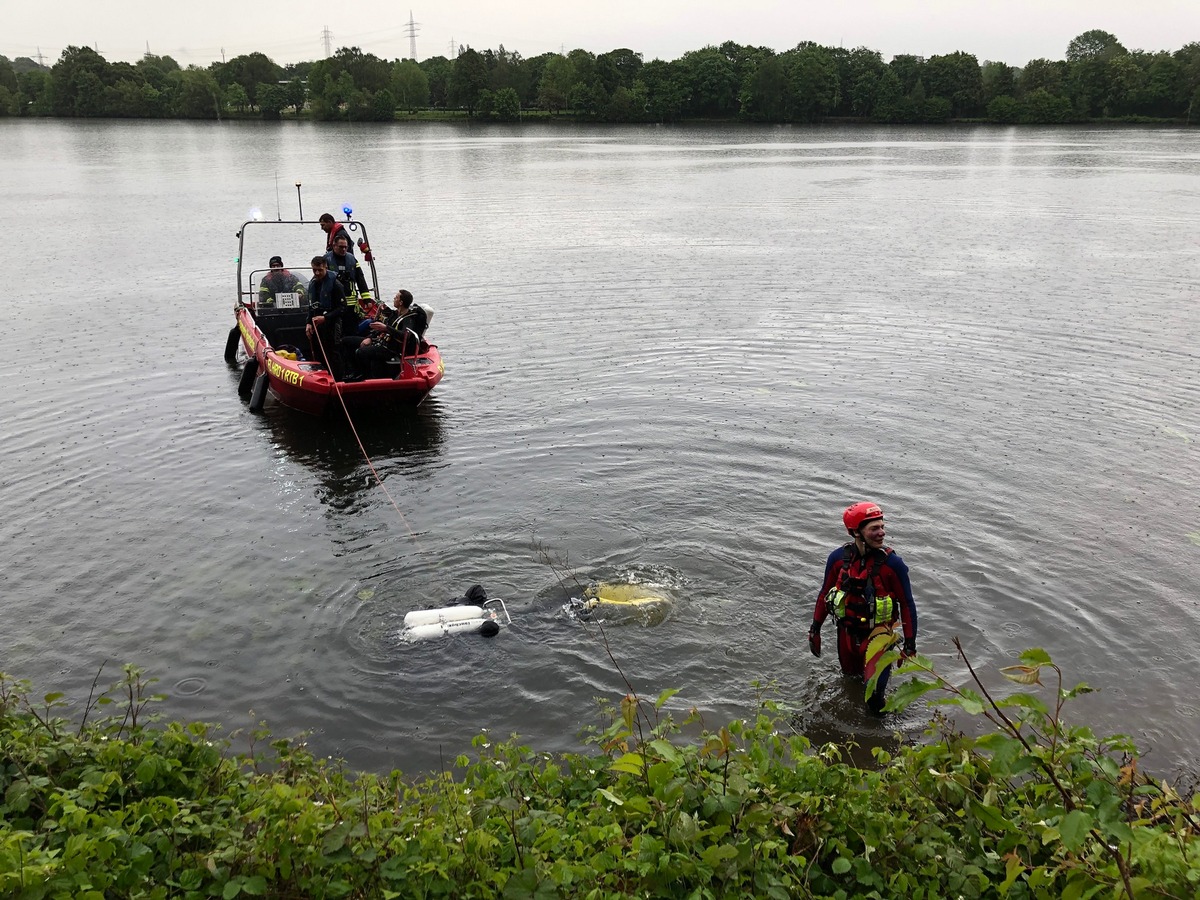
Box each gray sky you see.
[5,1,1198,69]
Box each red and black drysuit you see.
[811,543,918,712]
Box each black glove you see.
[902,637,916,659]
[808,623,822,657]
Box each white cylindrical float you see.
[403,606,486,628]
[400,599,510,642]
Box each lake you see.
[2,119,1199,776]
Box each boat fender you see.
[248,372,270,413]
[225,325,242,363]
[238,358,260,396]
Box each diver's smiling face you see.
[860,519,886,549]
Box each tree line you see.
[2,29,1198,124]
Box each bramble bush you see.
[2,648,1198,898]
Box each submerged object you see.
[400,594,511,642]
[567,581,673,626]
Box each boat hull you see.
[234,307,443,415]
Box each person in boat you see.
[306,256,348,380]
[350,289,429,381]
[324,235,372,307]
[257,256,308,307]
[808,502,918,714]
[319,213,355,252]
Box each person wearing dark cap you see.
[258,256,308,308]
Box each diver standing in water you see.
[808,502,918,713]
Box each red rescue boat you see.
[223,214,444,415]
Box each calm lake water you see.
[2,119,1199,776]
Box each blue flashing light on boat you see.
[342,205,353,218]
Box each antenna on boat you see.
[295,182,304,221]
[274,172,282,221]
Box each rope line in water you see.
[312,323,423,550]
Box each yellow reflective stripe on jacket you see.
[875,595,893,623]
[828,588,847,619]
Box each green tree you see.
[981,61,1016,105]
[1135,52,1181,117]
[786,44,841,122]
[449,47,489,113]
[986,94,1019,123]
[680,46,738,117]
[888,54,925,93]
[256,82,287,119]
[924,51,983,117]
[637,58,689,122]
[604,83,643,122]
[18,70,51,115]
[843,47,886,117]
[107,79,150,116]
[1065,29,1128,116]
[369,88,396,121]
[740,53,789,122]
[598,48,642,89]
[391,59,429,111]
[419,55,452,107]
[50,45,110,116]
[871,66,907,122]
[536,54,574,113]
[1018,58,1066,97]
[220,52,281,108]
[0,56,18,93]
[284,79,306,114]
[224,82,249,114]
[1066,29,1125,63]
[493,85,520,120]
[330,46,391,93]
[0,85,17,116]
[175,67,222,118]
[1019,87,1073,123]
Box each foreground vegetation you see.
[2,28,1198,125]
[2,644,1198,898]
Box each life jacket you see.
[326,222,352,251]
[827,543,896,631]
[309,271,344,313]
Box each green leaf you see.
[223,880,242,900]
[995,692,1049,715]
[609,752,644,775]
[647,739,680,763]
[241,875,267,896]
[654,688,679,710]
[999,853,1024,894]
[968,798,1013,832]
[597,788,624,806]
[831,856,852,874]
[884,679,940,712]
[1000,665,1043,686]
[956,688,986,715]
[1059,810,1093,852]
[1019,648,1052,666]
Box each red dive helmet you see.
[843,502,884,533]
